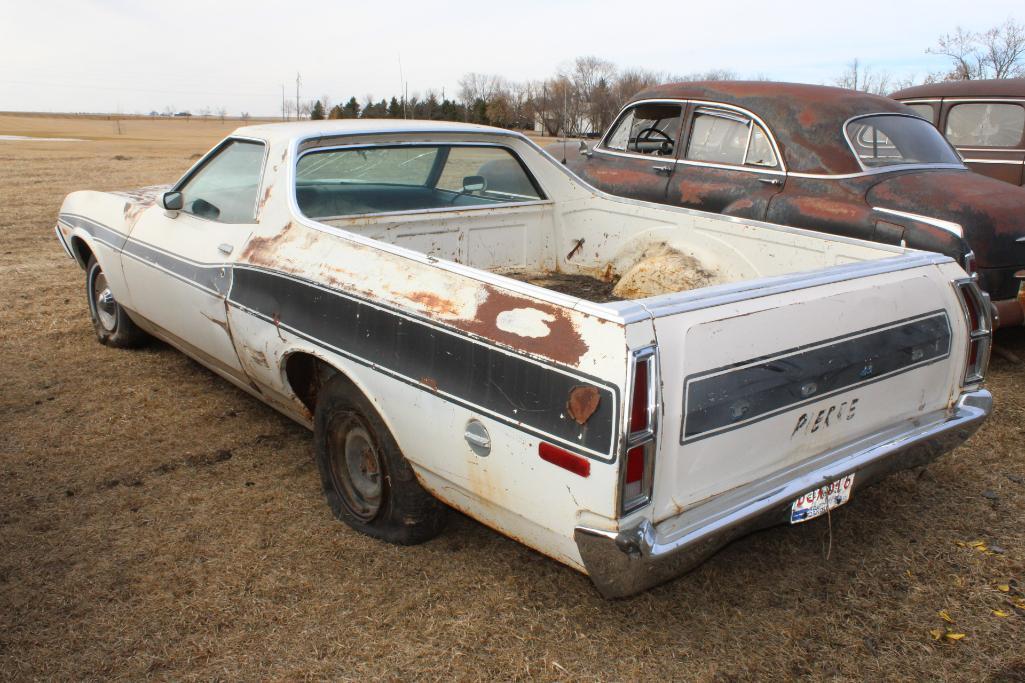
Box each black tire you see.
[314,374,447,545]
[86,256,148,348]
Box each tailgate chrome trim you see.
[575,389,992,598]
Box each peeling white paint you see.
[495,307,556,338]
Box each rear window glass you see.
[295,145,544,219]
[945,103,1025,148]
[905,103,935,123]
[845,114,962,168]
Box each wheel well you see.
[284,353,354,415]
[70,236,93,269]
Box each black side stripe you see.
[61,214,619,460]
[229,266,619,460]
[681,311,952,443]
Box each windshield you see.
[845,114,963,169]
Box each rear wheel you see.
[86,256,148,347]
[314,374,447,544]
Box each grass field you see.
[1,114,1023,681]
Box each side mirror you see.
[462,175,487,193]
[162,191,183,215]
[578,140,593,158]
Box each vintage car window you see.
[945,103,1025,147]
[295,144,544,219]
[845,114,962,168]
[906,103,935,123]
[603,103,682,156]
[685,109,750,166]
[745,125,777,167]
[179,140,265,223]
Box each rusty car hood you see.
[866,170,1025,268]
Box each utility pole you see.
[398,53,406,120]
[296,72,302,120]
[281,84,286,121]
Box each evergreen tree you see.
[328,104,344,119]
[342,96,361,119]
[387,96,402,118]
[310,100,325,120]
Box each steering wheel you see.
[635,126,674,155]
[638,127,673,143]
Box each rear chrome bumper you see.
[575,389,992,599]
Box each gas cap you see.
[464,419,491,457]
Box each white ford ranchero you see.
[55,120,992,597]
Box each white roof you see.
[232,118,518,143]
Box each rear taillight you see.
[621,347,657,514]
[953,278,992,385]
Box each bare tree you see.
[217,107,227,123]
[929,19,1025,79]
[834,58,892,94]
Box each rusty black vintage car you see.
[891,78,1025,187]
[560,81,1025,326]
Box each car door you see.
[576,101,685,204]
[941,101,1025,186]
[122,138,267,379]
[666,104,786,218]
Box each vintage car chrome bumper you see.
[575,389,992,599]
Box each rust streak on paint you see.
[420,376,439,391]
[567,385,601,425]
[406,291,461,317]
[240,221,297,264]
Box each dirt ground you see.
[1,114,1023,681]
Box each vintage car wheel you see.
[314,374,447,545]
[86,256,148,348]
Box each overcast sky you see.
[0,0,1018,115]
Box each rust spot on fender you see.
[567,385,601,425]
[420,376,439,391]
[460,287,589,366]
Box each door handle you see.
[652,165,674,176]
[758,177,783,186]
[217,243,234,255]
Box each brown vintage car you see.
[891,78,1025,186]
[560,81,1025,326]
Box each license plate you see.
[791,474,855,524]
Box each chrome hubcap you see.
[92,271,117,331]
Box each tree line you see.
[299,19,1022,135]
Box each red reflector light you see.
[538,442,590,478]
[625,445,645,484]
[630,359,649,433]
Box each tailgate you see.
[648,266,964,521]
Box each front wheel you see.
[86,256,148,348]
[314,374,447,545]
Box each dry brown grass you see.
[1,114,1023,681]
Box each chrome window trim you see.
[937,97,1025,103]
[843,112,964,173]
[956,147,1025,153]
[595,99,787,173]
[292,140,550,221]
[898,98,942,104]
[962,158,1022,164]
[170,135,270,225]
[873,207,964,237]
[787,163,966,180]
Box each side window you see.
[179,140,265,223]
[603,103,683,156]
[945,103,1025,147]
[685,108,777,167]
[905,103,936,123]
